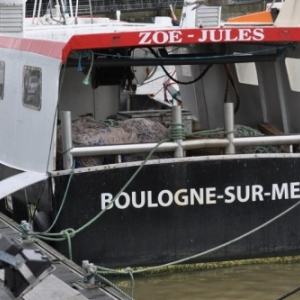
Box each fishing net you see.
[57,116,170,167]
[57,117,286,169]
[199,124,281,154]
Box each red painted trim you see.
[1,27,300,62]
[62,27,300,62]
[0,36,65,59]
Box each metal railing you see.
[60,104,300,170]
[26,0,185,16]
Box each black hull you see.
[50,156,300,267]
[1,157,300,267]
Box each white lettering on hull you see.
[100,182,300,210]
[138,29,265,45]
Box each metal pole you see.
[88,0,93,23]
[172,105,184,158]
[66,53,280,68]
[224,102,235,154]
[70,142,178,157]
[68,134,300,157]
[60,111,73,170]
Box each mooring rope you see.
[20,124,280,259]
[26,137,169,260]
[18,122,295,298]
[21,125,231,256]
[275,285,300,300]
[95,272,134,300]
[93,198,300,277]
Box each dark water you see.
[113,262,300,300]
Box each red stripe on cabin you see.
[0,36,65,59]
[1,27,300,62]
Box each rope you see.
[126,267,135,299]
[77,52,83,72]
[169,123,187,140]
[275,285,300,300]
[83,50,94,85]
[44,161,75,233]
[94,199,300,277]
[20,119,296,297]
[75,137,169,235]
[20,122,275,260]
[87,117,119,127]
[95,273,134,300]
[93,44,294,66]
[21,114,288,300]
[28,138,169,260]
[189,127,232,138]
[32,179,47,220]
[23,126,239,256]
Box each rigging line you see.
[32,139,170,260]
[74,138,169,235]
[32,127,237,256]
[23,189,30,222]
[93,44,292,62]
[95,199,300,276]
[135,199,300,273]
[130,48,158,86]
[275,285,300,300]
[47,0,64,25]
[224,64,240,113]
[32,179,47,220]
[139,72,172,86]
[42,161,75,234]
[95,273,134,300]
[38,120,221,237]
[147,47,213,85]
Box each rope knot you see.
[19,220,34,240]
[60,228,76,239]
[125,267,133,274]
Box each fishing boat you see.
[2,0,300,269]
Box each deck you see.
[0,212,125,300]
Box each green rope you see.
[82,50,94,85]
[21,121,282,296]
[30,138,169,260]
[44,161,75,233]
[126,267,135,299]
[191,128,239,139]
[61,146,74,155]
[87,117,119,127]
[25,122,274,263]
[75,138,169,235]
[95,273,134,300]
[169,123,187,140]
[22,125,239,260]
[94,199,300,279]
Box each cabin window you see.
[0,61,4,99]
[235,61,258,86]
[22,66,42,110]
[285,58,300,92]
